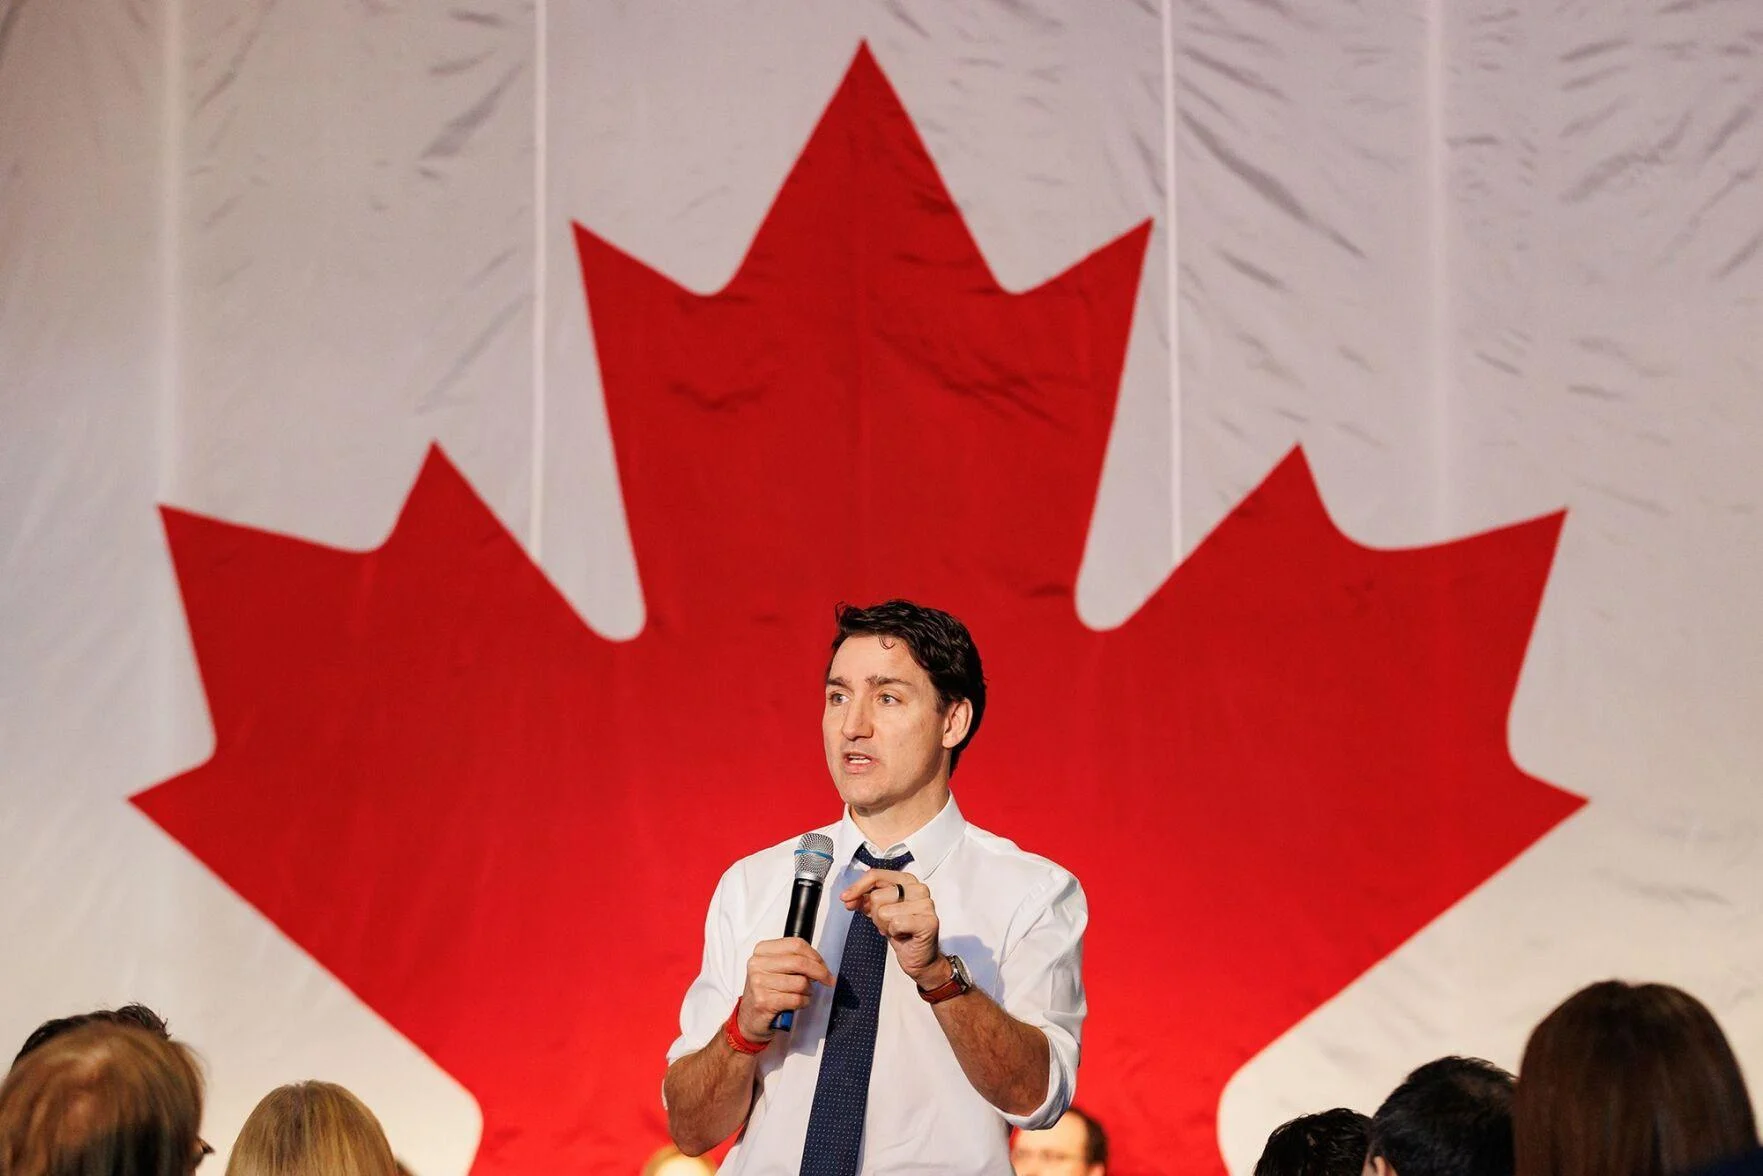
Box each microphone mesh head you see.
[793,833,836,883]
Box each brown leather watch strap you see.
[917,955,971,1004]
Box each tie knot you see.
[854,844,913,872]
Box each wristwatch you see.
[916,953,973,1004]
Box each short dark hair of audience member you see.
[1255,1108,1371,1176]
[226,1081,398,1176]
[1010,1106,1108,1175]
[1368,1056,1515,1176]
[830,600,987,772]
[1513,980,1759,1176]
[0,1020,205,1176]
[13,1003,173,1070]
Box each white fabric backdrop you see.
[2,0,1759,1171]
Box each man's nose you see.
[840,696,873,740]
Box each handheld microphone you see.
[774,832,835,1031]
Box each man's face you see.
[1011,1112,1101,1176]
[822,635,966,816]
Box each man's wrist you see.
[724,998,772,1054]
[912,953,954,991]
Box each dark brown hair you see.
[829,600,986,772]
[13,1005,173,1070]
[1514,980,1759,1176]
[0,1021,204,1176]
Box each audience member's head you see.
[1368,1056,1515,1176]
[225,1081,398,1176]
[641,1143,716,1175]
[1011,1106,1107,1175]
[13,1005,174,1071]
[1513,980,1759,1176]
[1255,1108,1371,1176]
[0,1020,205,1176]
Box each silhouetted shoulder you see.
[1697,1149,1763,1176]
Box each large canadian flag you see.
[2,4,1760,1174]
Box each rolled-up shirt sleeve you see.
[996,869,1087,1130]
[666,866,742,1078]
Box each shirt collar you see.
[834,792,967,881]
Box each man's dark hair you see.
[1370,1056,1515,1176]
[1068,1105,1109,1166]
[1256,1108,1371,1176]
[829,600,986,772]
[13,1004,171,1069]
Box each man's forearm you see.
[930,987,1051,1117]
[663,1037,761,1156]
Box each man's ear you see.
[941,697,973,750]
[1366,1155,1396,1176]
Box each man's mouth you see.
[843,752,875,769]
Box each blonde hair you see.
[225,1081,397,1176]
[0,1021,204,1176]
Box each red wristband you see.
[724,998,770,1055]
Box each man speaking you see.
[662,600,1088,1175]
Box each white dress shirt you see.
[667,795,1087,1176]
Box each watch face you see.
[947,954,972,988]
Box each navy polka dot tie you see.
[798,845,913,1176]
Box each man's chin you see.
[833,777,892,812]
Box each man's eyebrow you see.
[823,675,914,688]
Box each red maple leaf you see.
[133,46,1581,1174]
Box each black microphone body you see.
[775,832,835,1031]
[783,876,824,943]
